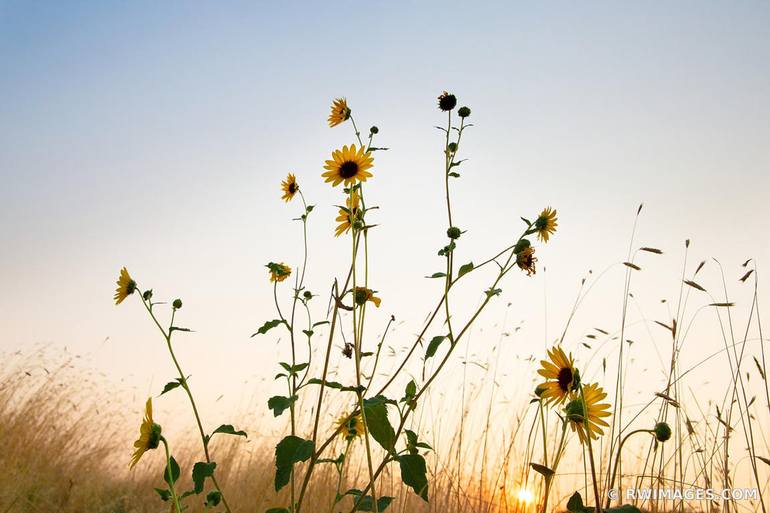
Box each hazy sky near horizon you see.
[2,1,770,432]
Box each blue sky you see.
[1,1,769,433]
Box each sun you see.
[516,488,534,505]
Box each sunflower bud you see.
[370,126,379,134]
[438,91,457,111]
[447,226,462,239]
[303,290,313,300]
[513,238,531,254]
[458,106,471,118]
[148,423,162,449]
[534,385,546,397]
[142,289,153,301]
[654,422,672,442]
[565,398,585,423]
[447,142,458,153]
[172,299,183,310]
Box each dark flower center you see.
[339,160,359,178]
[288,183,297,193]
[557,367,573,392]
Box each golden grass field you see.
[3,95,769,513]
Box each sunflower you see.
[130,398,162,469]
[322,144,374,187]
[565,383,612,444]
[267,262,292,282]
[334,191,362,237]
[535,207,558,243]
[336,412,365,441]
[281,173,299,202]
[516,246,537,276]
[354,287,381,307]
[536,346,577,405]
[328,97,351,127]
[437,91,457,111]
[114,267,137,305]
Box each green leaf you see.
[307,378,343,389]
[404,380,416,399]
[205,490,222,507]
[357,496,394,512]
[448,171,460,178]
[302,329,313,337]
[160,379,183,396]
[530,462,555,477]
[211,424,247,438]
[398,454,428,501]
[163,456,180,486]
[458,262,474,278]
[274,435,314,491]
[363,396,396,452]
[169,326,193,333]
[268,395,298,417]
[566,492,593,513]
[425,335,446,359]
[485,287,502,298]
[425,272,447,279]
[192,461,216,494]
[153,488,171,502]
[313,320,330,328]
[251,319,284,337]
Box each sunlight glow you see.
[517,488,534,504]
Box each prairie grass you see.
[3,93,769,513]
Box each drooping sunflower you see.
[354,287,381,307]
[130,398,162,469]
[536,346,577,405]
[565,383,612,444]
[334,191,362,237]
[328,97,351,127]
[281,173,299,202]
[535,207,558,243]
[516,246,537,276]
[114,267,137,305]
[267,262,292,282]
[336,412,365,441]
[322,144,374,187]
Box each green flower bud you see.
[513,238,531,254]
[142,289,153,301]
[303,290,313,300]
[448,142,458,153]
[654,422,672,442]
[172,299,183,310]
[447,226,462,239]
[565,398,586,423]
[458,106,471,118]
[370,126,379,134]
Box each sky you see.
[1,0,770,449]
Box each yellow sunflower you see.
[536,346,577,405]
[130,398,162,469]
[337,412,365,441]
[565,383,612,444]
[281,173,299,202]
[322,144,374,187]
[114,267,137,305]
[267,262,291,282]
[353,287,381,307]
[328,97,351,127]
[334,191,362,237]
[535,207,558,243]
